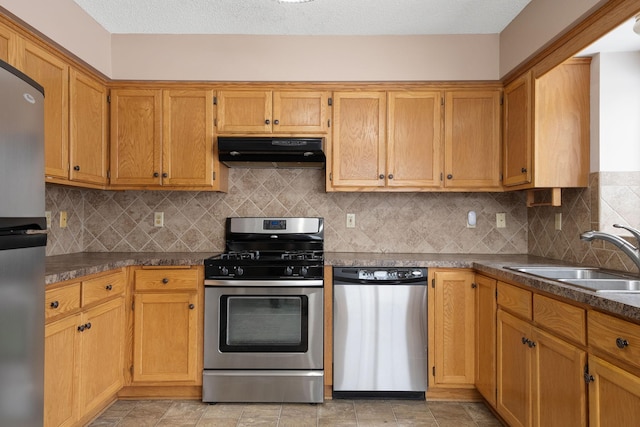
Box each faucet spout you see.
[580,225,640,274]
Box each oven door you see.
[204,285,323,370]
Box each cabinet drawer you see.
[45,283,81,321]
[588,311,640,370]
[134,268,199,291]
[533,294,586,345]
[82,270,126,306]
[497,281,532,320]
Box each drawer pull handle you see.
[616,337,629,349]
[105,284,113,291]
[162,278,169,284]
[50,301,59,309]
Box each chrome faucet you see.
[580,224,640,274]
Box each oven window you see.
[220,295,308,352]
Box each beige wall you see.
[0,0,612,81]
[499,0,607,77]
[111,34,499,81]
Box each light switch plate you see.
[45,211,51,229]
[496,213,506,228]
[59,211,68,228]
[346,213,355,228]
[154,212,164,227]
[555,213,562,230]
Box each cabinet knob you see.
[85,322,92,330]
[162,278,169,284]
[379,174,385,180]
[274,119,279,125]
[521,167,527,173]
[388,174,394,180]
[162,172,168,178]
[447,174,453,179]
[189,304,195,310]
[521,337,529,345]
[153,172,160,178]
[616,337,629,349]
[528,340,537,348]
[471,283,477,289]
[105,284,113,291]
[265,119,270,125]
[78,324,86,332]
[73,165,80,171]
[50,301,59,309]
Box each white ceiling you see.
[72,0,532,36]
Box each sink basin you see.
[559,279,640,293]
[507,266,627,280]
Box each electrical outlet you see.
[346,213,356,228]
[154,212,164,227]
[45,211,52,229]
[555,213,563,230]
[496,213,506,228]
[59,211,68,228]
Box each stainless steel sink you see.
[505,265,640,293]
[558,278,640,293]
[507,266,627,280]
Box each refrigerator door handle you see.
[24,229,48,235]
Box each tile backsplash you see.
[45,169,528,256]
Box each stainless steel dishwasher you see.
[333,267,428,399]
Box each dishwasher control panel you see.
[333,267,427,283]
[358,269,424,280]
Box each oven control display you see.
[263,219,286,230]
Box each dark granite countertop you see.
[46,251,640,322]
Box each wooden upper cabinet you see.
[162,89,215,187]
[0,21,18,64]
[69,69,109,186]
[503,58,590,190]
[444,90,502,189]
[330,91,386,189]
[216,90,329,134]
[16,39,69,180]
[503,73,532,187]
[387,91,442,188]
[110,89,163,186]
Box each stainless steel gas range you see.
[202,217,324,403]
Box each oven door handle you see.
[204,279,324,287]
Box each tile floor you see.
[88,399,504,426]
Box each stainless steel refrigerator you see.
[0,59,46,426]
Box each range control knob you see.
[220,266,229,276]
[285,266,294,276]
[235,267,244,276]
[300,266,308,276]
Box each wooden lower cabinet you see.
[497,308,586,427]
[587,354,640,426]
[475,274,497,406]
[44,270,126,427]
[430,269,476,388]
[130,267,202,387]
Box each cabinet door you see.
[133,292,199,383]
[432,270,476,386]
[0,21,18,64]
[217,90,272,133]
[387,91,442,188]
[69,69,108,186]
[497,309,532,427]
[77,298,125,417]
[531,327,586,427]
[588,355,640,427]
[163,89,215,187]
[272,91,329,133]
[17,39,69,179]
[444,90,501,189]
[503,73,532,187]
[44,314,81,427]
[475,274,497,407]
[110,89,162,186]
[331,91,386,189]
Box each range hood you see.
[218,137,325,169]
